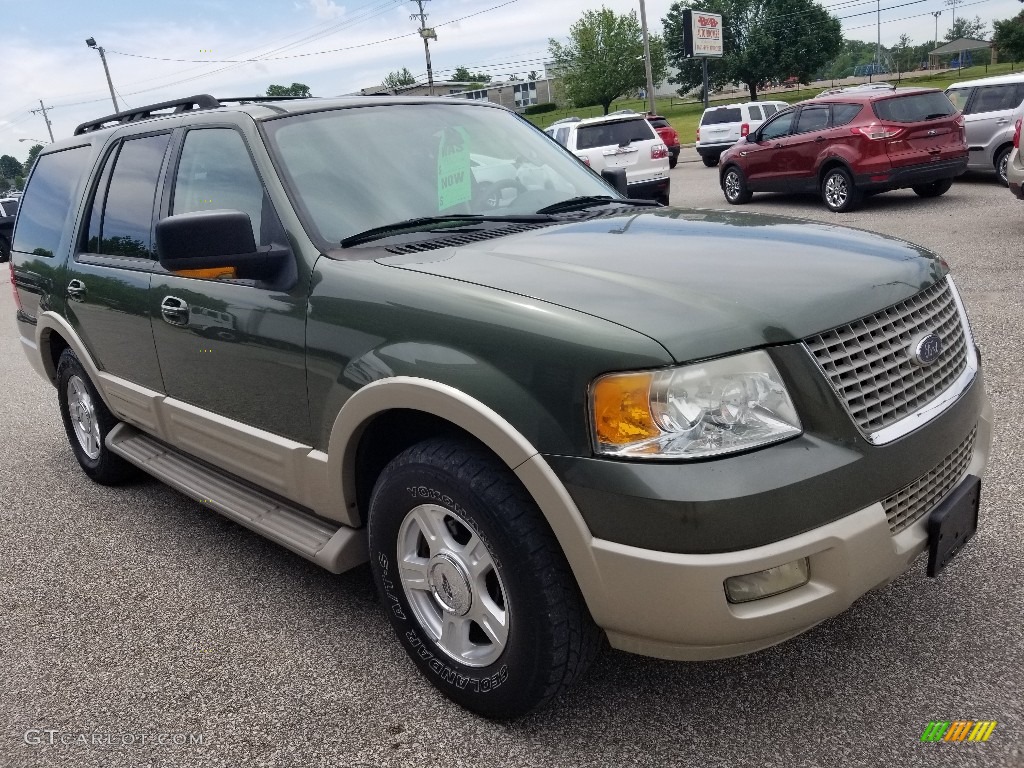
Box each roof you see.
[702,100,789,112]
[930,38,992,55]
[805,86,937,104]
[577,113,649,126]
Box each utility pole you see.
[29,100,55,143]
[638,0,656,115]
[86,37,119,113]
[876,1,881,76]
[411,0,436,96]
[932,11,941,50]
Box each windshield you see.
[263,103,610,245]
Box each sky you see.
[3,0,1023,165]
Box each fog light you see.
[724,558,810,604]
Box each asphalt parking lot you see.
[2,163,1022,768]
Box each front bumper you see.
[1007,148,1024,199]
[549,362,993,661]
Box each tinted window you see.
[87,134,170,258]
[12,146,91,258]
[576,119,655,150]
[555,126,570,146]
[747,105,763,121]
[795,106,830,134]
[945,87,972,112]
[172,129,266,244]
[1,199,18,216]
[759,111,795,141]
[762,104,778,116]
[648,117,669,129]
[832,103,862,126]
[873,92,956,123]
[701,108,742,125]
[966,84,1024,115]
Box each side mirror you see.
[601,167,628,196]
[155,210,287,280]
[746,133,758,143]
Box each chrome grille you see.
[882,426,976,534]
[804,279,968,437]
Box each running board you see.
[106,423,367,574]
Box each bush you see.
[524,102,557,115]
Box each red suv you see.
[646,114,681,168]
[718,87,967,212]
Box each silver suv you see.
[545,113,670,203]
[696,100,789,167]
[945,73,1024,185]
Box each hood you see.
[376,208,946,363]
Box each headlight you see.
[590,350,802,459]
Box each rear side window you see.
[945,87,972,112]
[84,133,171,259]
[1,199,18,216]
[648,117,669,129]
[873,92,956,123]
[762,104,778,117]
[554,126,570,146]
[832,103,862,126]
[747,105,763,121]
[12,146,91,258]
[795,106,830,134]
[576,119,654,150]
[965,84,1024,115]
[701,108,742,125]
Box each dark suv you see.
[719,87,968,212]
[10,93,991,719]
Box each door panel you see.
[149,127,311,444]
[66,134,170,391]
[744,111,796,187]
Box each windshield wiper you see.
[340,213,557,247]
[535,196,659,214]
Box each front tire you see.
[56,349,139,484]
[367,437,601,719]
[821,167,861,212]
[722,166,752,204]
[912,178,954,198]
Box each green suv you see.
[9,94,993,719]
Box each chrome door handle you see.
[66,279,87,300]
[160,296,190,326]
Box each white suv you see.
[696,100,790,167]
[545,113,670,203]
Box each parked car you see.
[0,197,18,262]
[646,114,681,168]
[10,93,991,719]
[544,112,670,202]
[696,100,790,167]
[719,87,968,212]
[945,73,1024,185]
[1007,117,1023,200]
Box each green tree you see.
[944,14,988,42]
[894,33,913,75]
[265,83,312,97]
[993,11,1024,63]
[382,67,416,91]
[0,155,21,180]
[663,0,842,102]
[22,144,44,176]
[548,7,667,115]
[451,66,492,83]
[528,70,539,81]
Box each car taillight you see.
[1014,118,1022,150]
[9,259,21,312]
[578,155,590,167]
[696,127,700,141]
[956,114,966,143]
[651,143,668,160]
[852,123,904,140]
[741,123,750,137]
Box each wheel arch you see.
[817,157,854,190]
[324,377,606,614]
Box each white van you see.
[695,101,790,167]
[945,73,1024,185]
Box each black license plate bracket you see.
[927,475,980,577]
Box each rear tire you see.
[367,437,601,719]
[721,166,752,204]
[56,349,139,485]
[995,146,1011,187]
[912,178,954,198]
[821,167,861,212]
[669,155,678,169]
[702,155,719,168]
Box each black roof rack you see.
[73,94,315,135]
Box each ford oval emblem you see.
[911,332,943,366]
